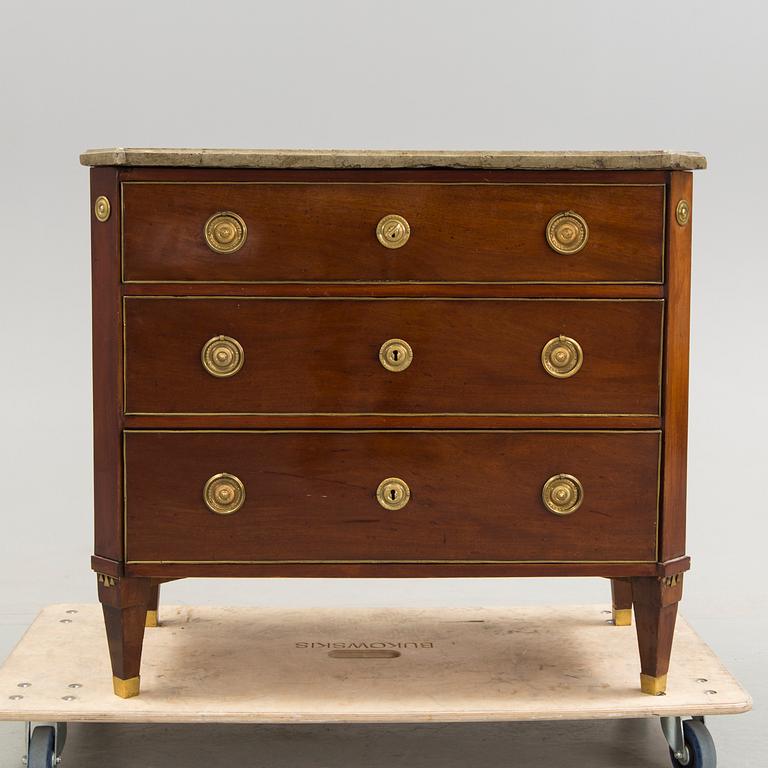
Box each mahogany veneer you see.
[83,154,701,699]
[122,181,665,283]
[123,298,663,416]
[123,430,661,564]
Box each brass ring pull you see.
[204,473,246,515]
[546,211,589,254]
[376,477,411,510]
[201,335,244,378]
[376,214,410,249]
[379,338,413,372]
[542,474,583,515]
[204,211,248,253]
[541,335,583,378]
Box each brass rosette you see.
[94,195,111,222]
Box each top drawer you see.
[121,182,665,284]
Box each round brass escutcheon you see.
[541,335,583,378]
[379,338,413,372]
[675,199,691,226]
[546,211,589,254]
[376,214,411,249]
[94,195,111,222]
[204,211,248,253]
[542,474,583,516]
[201,335,244,378]
[376,477,411,511]
[204,472,246,515]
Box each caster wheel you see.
[27,725,56,768]
[669,719,717,768]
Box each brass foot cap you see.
[145,610,159,628]
[640,673,668,696]
[113,676,140,698]
[612,607,632,627]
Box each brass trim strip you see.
[122,181,668,186]
[120,181,666,285]
[655,430,662,561]
[125,296,664,301]
[126,412,661,417]
[124,428,661,433]
[658,301,666,418]
[127,559,658,565]
[125,280,665,285]
[122,297,664,418]
[122,429,662,565]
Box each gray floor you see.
[0,604,761,767]
[0,718,700,768]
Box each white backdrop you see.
[0,0,765,763]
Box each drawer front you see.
[124,298,663,416]
[122,182,665,283]
[124,431,660,563]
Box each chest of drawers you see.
[81,148,705,699]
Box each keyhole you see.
[391,349,399,362]
[390,488,398,501]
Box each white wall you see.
[0,0,765,762]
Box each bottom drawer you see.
[124,431,660,564]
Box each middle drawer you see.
[124,298,663,416]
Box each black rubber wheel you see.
[27,726,56,768]
[669,719,717,768]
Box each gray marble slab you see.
[79,148,706,170]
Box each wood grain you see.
[660,172,693,561]
[87,164,698,695]
[123,430,661,564]
[632,575,684,686]
[122,179,665,284]
[90,168,123,561]
[123,561,679,579]
[122,282,665,299]
[98,576,152,682]
[123,298,663,416]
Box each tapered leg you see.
[631,574,684,695]
[610,578,633,626]
[97,574,152,698]
[146,583,160,628]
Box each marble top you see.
[80,148,706,170]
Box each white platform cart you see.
[0,604,751,768]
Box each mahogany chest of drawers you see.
[81,148,705,699]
